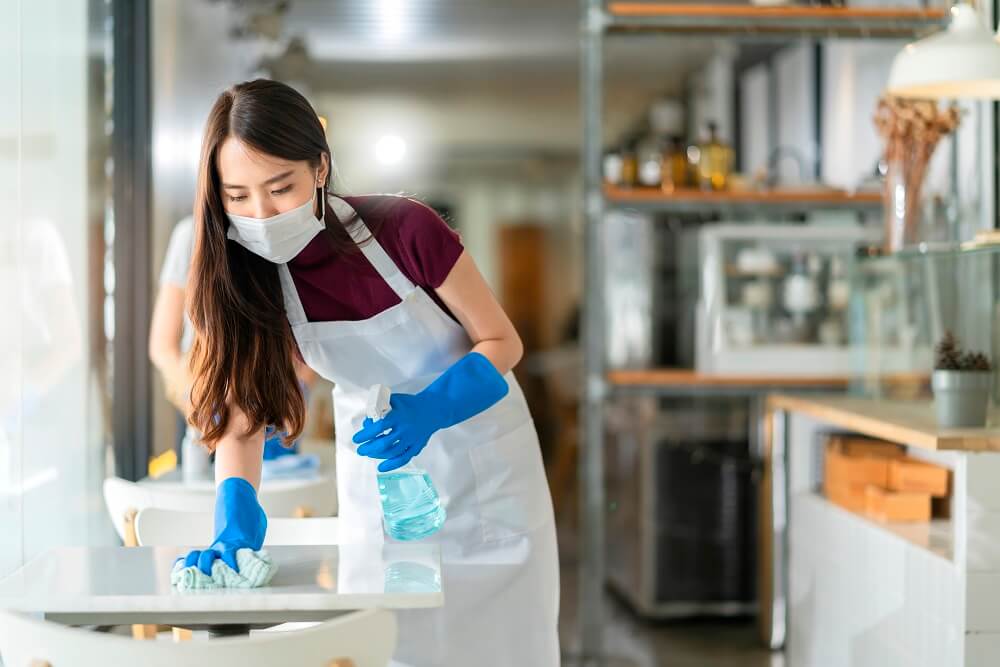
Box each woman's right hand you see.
[180,476,267,575]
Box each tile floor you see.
[557,522,776,667]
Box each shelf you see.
[768,393,1000,452]
[725,264,785,278]
[801,492,953,562]
[605,4,948,38]
[609,368,850,389]
[603,185,882,214]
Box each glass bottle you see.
[637,131,663,189]
[620,141,639,188]
[697,122,734,191]
[661,135,689,193]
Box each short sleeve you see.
[159,217,195,287]
[393,199,464,289]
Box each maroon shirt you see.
[287,195,464,323]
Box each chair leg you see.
[123,507,157,640]
[293,505,314,518]
[172,627,193,642]
[122,507,139,548]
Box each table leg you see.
[207,624,252,639]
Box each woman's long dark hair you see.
[188,78,375,450]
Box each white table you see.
[0,544,442,631]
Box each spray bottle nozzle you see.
[366,384,392,421]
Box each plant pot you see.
[932,370,992,428]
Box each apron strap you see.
[276,264,308,326]
[332,196,418,300]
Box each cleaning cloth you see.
[171,548,277,591]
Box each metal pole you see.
[580,1,606,664]
[112,0,153,480]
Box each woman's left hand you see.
[353,393,440,472]
[352,352,509,473]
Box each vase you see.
[883,158,925,253]
[932,370,992,428]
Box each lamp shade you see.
[888,3,1000,99]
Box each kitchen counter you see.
[760,393,1000,667]
[767,394,1000,451]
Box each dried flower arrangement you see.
[874,97,961,252]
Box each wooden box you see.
[824,480,866,513]
[824,447,893,489]
[864,485,931,523]
[887,457,949,497]
[827,435,904,460]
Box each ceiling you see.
[205,0,719,176]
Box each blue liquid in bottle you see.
[365,384,446,541]
[377,469,447,541]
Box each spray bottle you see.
[366,385,446,540]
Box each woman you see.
[180,79,559,666]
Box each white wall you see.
[821,40,904,190]
[739,63,770,179]
[688,43,737,146]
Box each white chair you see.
[135,508,340,547]
[103,476,337,543]
[0,608,396,667]
[253,478,338,518]
[103,477,214,544]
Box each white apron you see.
[276,196,560,666]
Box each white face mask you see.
[226,187,325,263]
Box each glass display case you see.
[694,223,880,376]
[847,244,1000,401]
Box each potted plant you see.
[933,331,993,428]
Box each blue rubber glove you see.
[179,477,267,576]
[263,425,299,460]
[352,352,509,472]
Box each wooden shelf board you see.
[608,368,850,388]
[606,4,947,37]
[609,4,946,20]
[604,184,882,208]
[768,393,1000,452]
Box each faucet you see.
[765,145,812,188]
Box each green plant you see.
[935,331,992,372]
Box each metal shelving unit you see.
[577,3,948,663]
